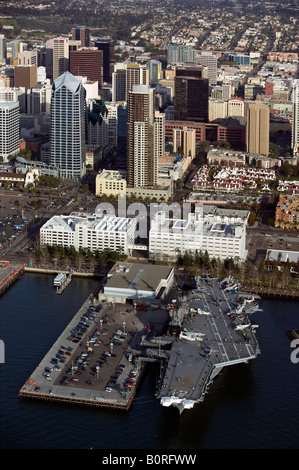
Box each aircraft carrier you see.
[152,276,261,413]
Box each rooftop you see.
[105,262,173,293]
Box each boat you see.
[155,276,261,413]
[53,273,67,287]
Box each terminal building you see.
[40,213,137,255]
[149,207,247,262]
[98,262,174,304]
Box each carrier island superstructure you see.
[151,276,261,413]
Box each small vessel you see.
[54,273,66,287]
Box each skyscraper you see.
[198,52,218,87]
[53,37,69,81]
[50,72,86,179]
[71,26,90,48]
[94,38,114,83]
[246,101,270,156]
[0,34,7,64]
[14,65,37,90]
[112,66,126,102]
[174,67,209,123]
[291,80,299,157]
[70,48,103,87]
[127,84,156,188]
[126,63,149,101]
[0,101,19,162]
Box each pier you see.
[0,261,24,296]
[18,295,149,411]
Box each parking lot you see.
[20,297,147,406]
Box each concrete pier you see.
[0,261,24,296]
[18,296,148,410]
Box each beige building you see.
[173,127,196,158]
[246,101,270,156]
[209,98,228,122]
[53,37,69,81]
[227,97,245,117]
[126,63,149,101]
[14,65,37,90]
[95,169,127,197]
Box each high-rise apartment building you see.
[50,72,86,179]
[291,80,299,157]
[94,38,114,83]
[14,65,37,90]
[246,102,270,156]
[52,37,69,81]
[174,67,209,123]
[70,48,103,87]
[0,101,20,162]
[154,111,165,159]
[126,63,149,101]
[167,44,197,65]
[127,84,156,188]
[71,26,90,48]
[198,52,218,87]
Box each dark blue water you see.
[0,273,298,449]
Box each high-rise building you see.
[0,101,20,162]
[209,99,228,122]
[70,48,103,87]
[127,84,156,188]
[174,67,209,123]
[154,111,165,159]
[50,72,86,179]
[167,44,197,65]
[198,52,218,87]
[227,97,245,117]
[87,100,118,148]
[94,38,114,83]
[0,35,7,64]
[112,66,126,102]
[71,26,90,47]
[18,50,38,66]
[14,65,37,90]
[27,83,52,114]
[52,37,69,81]
[291,80,299,157]
[126,63,149,101]
[149,60,162,85]
[246,102,270,156]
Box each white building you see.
[40,213,137,255]
[149,208,247,262]
[291,79,299,157]
[87,101,118,148]
[0,101,19,162]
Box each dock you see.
[18,296,149,410]
[0,261,24,296]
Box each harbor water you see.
[0,273,298,449]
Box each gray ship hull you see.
[156,276,261,413]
